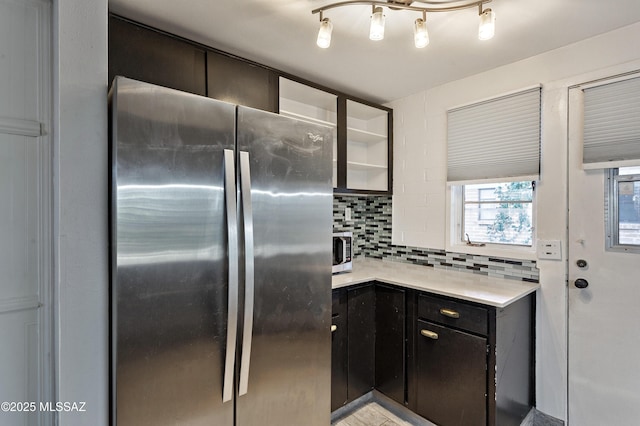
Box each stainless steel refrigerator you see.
[109,77,333,426]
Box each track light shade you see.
[369,7,385,41]
[317,18,333,48]
[478,8,495,40]
[414,18,429,48]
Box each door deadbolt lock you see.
[576,259,588,268]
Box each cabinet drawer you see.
[417,294,488,336]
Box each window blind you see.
[447,87,541,183]
[583,76,640,169]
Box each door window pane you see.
[609,168,640,250]
[617,174,640,246]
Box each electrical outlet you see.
[537,240,562,260]
[345,207,352,221]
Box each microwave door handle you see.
[333,238,343,265]
[238,151,254,397]
[342,237,347,263]
[222,149,239,403]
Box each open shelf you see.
[345,99,389,192]
[347,161,388,171]
[347,166,388,191]
[280,109,337,128]
[347,127,386,144]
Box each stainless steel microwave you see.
[332,232,353,274]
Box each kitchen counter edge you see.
[331,258,540,308]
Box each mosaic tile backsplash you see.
[333,195,539,283]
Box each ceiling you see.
[108,0,640,104]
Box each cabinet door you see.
[347,284,375,401]
[416,320,487,426]
[375,284,405,405]
[331,310,348,411]
[207,51,278,112]
[108,16,207,95]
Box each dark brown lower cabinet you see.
[346,284,375,401]
[410,292,534,426]
[331,283,406,411]
[331,290,348,411]
[375,284,405,405]
[415,320,487,426]
[332,283,534,425]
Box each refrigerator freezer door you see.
[235,106,333,426]
[111,77,235,426]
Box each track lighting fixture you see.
[478,6,495,40]
[414,11,429,48]
[369,6,385,40]
[312,0,495,48]
[317,14,333,48]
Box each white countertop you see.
[332,258,539,308]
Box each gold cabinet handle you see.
[439,308,460,319]
[420,329,439,340]
[331,325,337,332]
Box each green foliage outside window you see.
[485,181,533,245]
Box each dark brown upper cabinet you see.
[206,51,278,113]
[108,15,206,96]
[108,15,392,194]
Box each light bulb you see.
[414,18,429,48]
[369,7,385,41]
[478,8,495,41]
[317,18,333,48]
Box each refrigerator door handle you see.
[238,151,254,396]
[223,149,239,403]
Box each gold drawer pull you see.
[420,329,439,340]
[440,308,460,319]
[331,325,337,332]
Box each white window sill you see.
[446,241,537,261]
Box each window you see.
[462,181,534,246]
[446,87,540,256]
[608,167,640,251]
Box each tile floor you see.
[332,402,420,426]
[333,402,560,426]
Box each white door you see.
[568,80,640,425]
[0,0,52,425]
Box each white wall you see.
[53,0,108,424]
[390,22,640,421]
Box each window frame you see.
[476,188,497,222]
[606,168,640,253]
